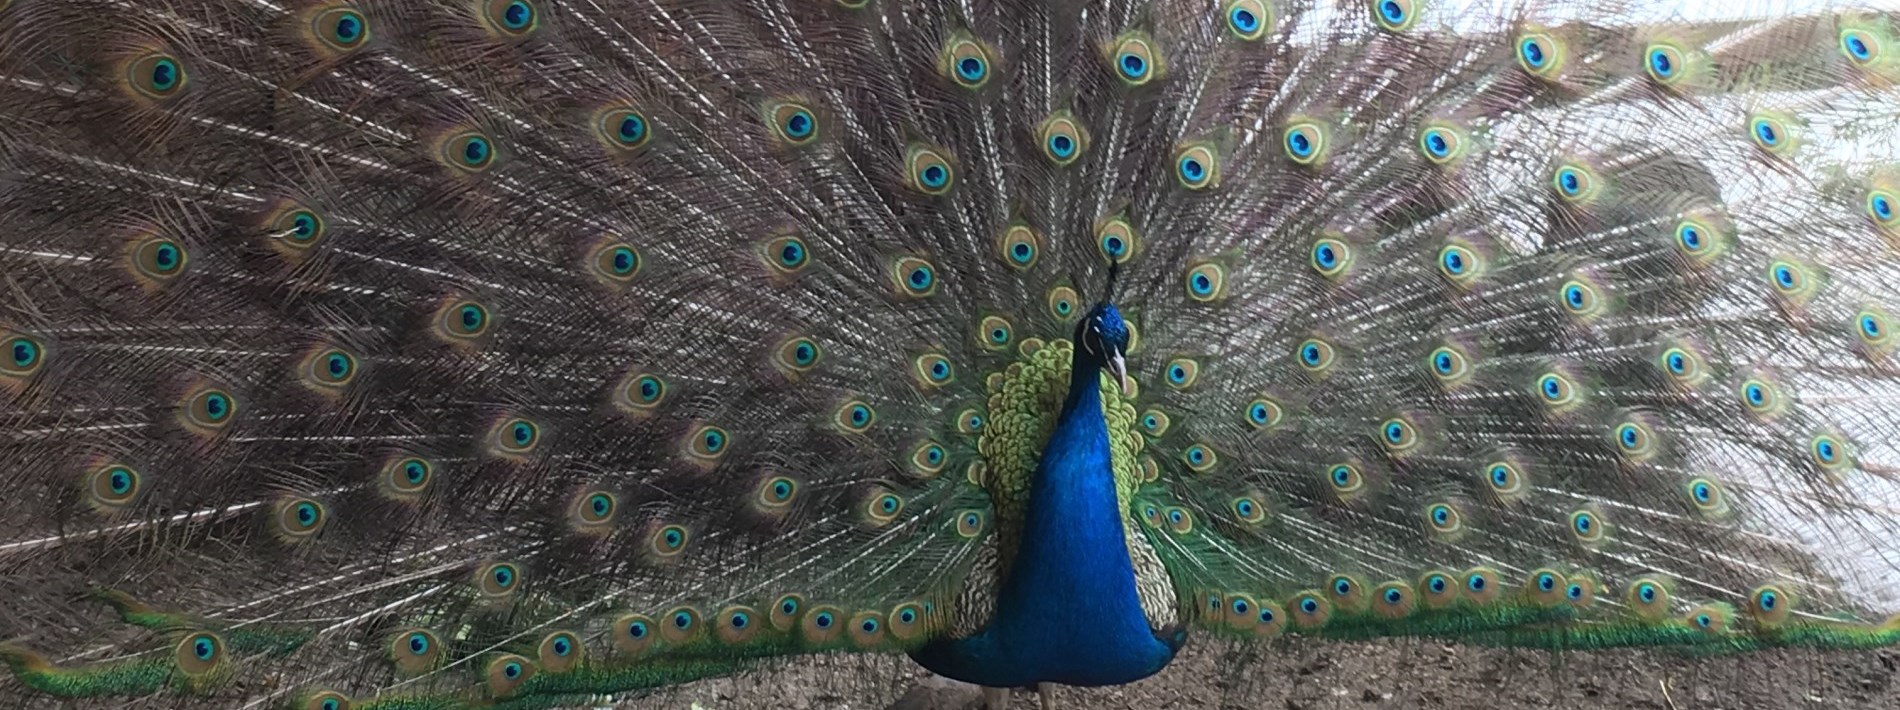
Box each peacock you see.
[4,0,1900,708]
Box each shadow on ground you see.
[633,636,1900,709]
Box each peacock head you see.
[1076,302,1131,396]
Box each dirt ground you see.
[633,636,1900,709]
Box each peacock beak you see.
[1106,349,1130,396]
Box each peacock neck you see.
[910,354,1179,688]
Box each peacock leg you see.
[983,686,1010,710]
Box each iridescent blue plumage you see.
[914,304,1184,687]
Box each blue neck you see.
[911,358,1180,687]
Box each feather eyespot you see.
[267,204,328,254]
[1232,496,1267,524]
[1672,217,1725,265]
[573,490,618,527]
[685,425,730,464]
[914,353,954,387]
[1611,419,1657,462]
[479,0,539,37]
[181,386,237,432]
[1424,502,1463,536]
[848,611,886,647]
[1568,508,1606,545]
[1427,344,1471,386]
[1855,307,1894,355]
[1310,236,1353,280]
[86,463,142,512]
[756,476,799,510]
[1552,163,1599,202]
[1462,568,1501,604]
[434,299,491,342]
[955,408,984,435]
[954,510,985,538]
[1516,31,1563,76]
[1625,578,1670,619]
[1738,376,1787,418]
[1096,215,1137,264]
[941,35,995,89]
[1748,585,1793,626]
[1245,397,1282,429]
[715,606,761,644]
[1295,337,1336,375]
[1747,113,1795,156]
[1289,592,1330,628]
[1373,581,1416,618]
[124,51,187,101]
[391,629,444,674]
[131,237,188,282]
[1685,477,1729,517]
[1809,433,1851,471]
[891,257,937,297]
[1435,242,1483,287]
[767,100,818,146]
[301,348,359,390]
[2,332,45,379]
[1840,29,1880,66]
[1419,571,1458,609]
[1372,0,1415,32]
[1524,568,1568,606]
[1048,286,1080,321]
[437,129,496,173]
[1867,188,1897,230]
[485,655,535,697]
[594,106,651,151]
[274,497,328,541]
[1164,357,1199,389]
[537,631,582,672]
[1326,462,1364,499]
[1282,121,1327,165]
[911,441,948,477]
[1036,111,1089,166]
[977,316,1014,349]
[649,525,689,558]
[302,690,352,710]
[1182,443,1215,472]
[1163,506,1193,534]
[996,225,1040,269]
[1558,278,1604,318]
[591,241,642,285]
[1106,33,1161,85]
[835,401,876,434]
[773,336,822,377]
[904,144,956,195]
[1184,263,1224,301]
[1483,460,1526,500]
[1534,370,1580,411]
[489,417,540,456]
[1223,0,1271,40]
[1418,124,1465,165]
[613,370,666,417]
[864,491,904,525]
[1175,144,1219,189]
[761,234,810,275]
[1766,258,1820,304]
[1644,43,1687,85]
[613,615,656,655]
[380,457,434,499]
[174,632,225,676]
[474,561,522,598]
[309,7,370,54]
[1377,416,1420,456]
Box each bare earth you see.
[633,637,1900,709]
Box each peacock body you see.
[3,0,1900,707]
